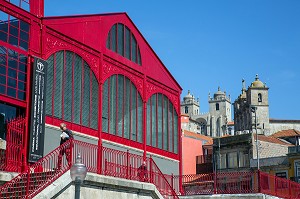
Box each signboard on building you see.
[28,57,47,162]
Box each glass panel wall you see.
[46,51,98,130]
[102,74,143,143]
[146,93,179,154]
[106,23,141,65]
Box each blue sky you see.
[45,0,300,120]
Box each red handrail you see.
[168,170,300,199]
[0,139,179,199]
[149,157,179,199]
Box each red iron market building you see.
[0,0,182,176]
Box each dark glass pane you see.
[168,103,174,152]
[137,94,143,143]
[0,65,6,75]
[20,31,28,41]
[174,111,178,153]
[131,83,137,140]
[146,99,151,146]
[18,72,25,81]
[8,35,18,47]
[91,74,98,129]
[19,54,26,63]
[125,27,130,60]
[124,78,130,140]
[54,51,64,119]
[45,55,54,116]
[117,75,124,137]
[157,93,162,149]
[137,48,141,65]
[109,75,117,134]
[8,68,16,78]
[0,75,5,84]
[163,96,168,150]
[0,32,8,43]
[19,62,26,72]
[19,40,28,50]
[0,55,6,66]
[0,85,5,94]
[7,87,16,98]
[131,36,137,63]
[20,21,29,32]
[63,51,73,122]
[82,62,90,127]
[9,25,18,37]
[73,55,82,124]
[0,21,8,32]
[102,80,108,132]
[18,81,25,90]
[151,94,157,147]
[8,58,17,69]
[117,24,124,56]
[7,77,16,87]
[111,24,116,52]
[17,90,25,100]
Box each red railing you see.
[259,171,300,199]
[0,140,73,199]
[2,116,26,172]
[0,139,178,199]
[168,171,300,199]
[149,158,179,199]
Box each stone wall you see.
[34,172,163,199]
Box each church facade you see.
[234,74,300,136]
[180,88,232,137]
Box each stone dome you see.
[214,87,225,98]
[184,90,193,100]
[250,74,265,88]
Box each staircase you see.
[0,141,71,199]
[0,171,56,199]
[0,140,179,199]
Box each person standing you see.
[56,123,74,169]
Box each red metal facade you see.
[0,0,182,174]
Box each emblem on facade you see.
[37,61,44,72]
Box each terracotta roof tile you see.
[272,129,300,138]
[257,134,293,146]
[183,130,213,142]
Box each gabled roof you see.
[257,134,293,146]
[43,12,182,92]
[272,129,300,138]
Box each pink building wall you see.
[182,131,204,175]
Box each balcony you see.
[196,155,213,174]
[288,146,300,154]
[196,154,213,164]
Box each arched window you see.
[46,51,99,129]
[184,106,188,114]
[146,93,178,153]
[102,74,143,143]
[106,23,142,65]
[258,93,262,102]
[216,103,219,111]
